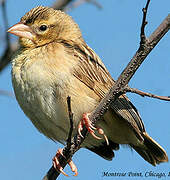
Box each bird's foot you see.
[78,113,109,145]
[52,148,78,177]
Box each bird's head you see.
[8,6,83,48]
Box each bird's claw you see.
[52,148,78,177]
[78,113,109,145]
[97,127,109,145]
[68,160,78,176]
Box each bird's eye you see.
[39,25,48,31]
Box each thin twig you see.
[52,0,74,11]
[125,87,170,101]
[70,0,102,10]
[43,96,76,180]
[1,0,9,45]
[66,96,74,148]
[0,0,14,72]
[68,0,86,11]
[0,43,18,72]
[0,0,5,6]
[86,0,102,9]
[140,0,151,44]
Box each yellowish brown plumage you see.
[9,6,168,166]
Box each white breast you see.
[11,48,74,143]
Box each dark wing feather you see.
[86,140,119,160]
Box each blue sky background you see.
[0,0,170,180]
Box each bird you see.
[8,6,168,176]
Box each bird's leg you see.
[52,148,78,177]
[78,113,109,145]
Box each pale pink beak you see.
[7,23,35,41]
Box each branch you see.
[52,0,74,11]
[90,14,170,127]
[42,1,170,179]
[52,0,102,11]
[43,96,78,180]
[66,96,74,147]
[69,0,102,11]
[0,0,17,72]
[84,0,102,9]
[125,87,170,101]
[0,42,18,72]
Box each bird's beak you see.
[7,23,35,41]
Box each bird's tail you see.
[131,132,168,166]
